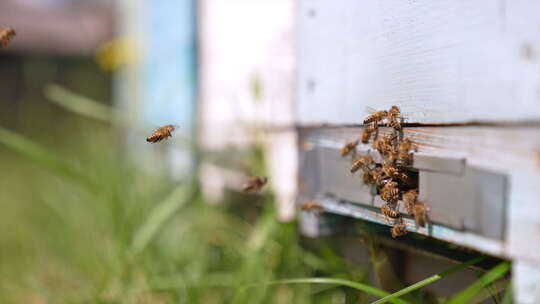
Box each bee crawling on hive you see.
[402,189,418,215]
[387,105,402,130]
[391,222,408,238]
[380,181,399,204]
[242,176,268,193]
[413,202,429,228]
[340,139,359,157]
[146,124,178,143]
[360,124,377,143]
[301,202,325,212]
[370,167,390,188]
[381,203,401,220]
[381,160,398,177]
[373,133,397,157]
[362,170,374,184]
[350,155,374,173]
[398,138,415,164]
[0,28,16,48]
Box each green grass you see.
[0,115,371,303]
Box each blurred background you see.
[0,0,513,303]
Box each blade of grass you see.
[447,261,510,304]
[469,279,509,304]
[501,281,513,304]
[0,127,94,190]
[371,256,486,304]
[240,278,409,304]
[44,84,115,123]
[129,184,194,255]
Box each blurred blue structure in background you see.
[116,0,198,177]
[142,0,197,132]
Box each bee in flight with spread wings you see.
[363,106,389,125]
[242,176,268,193]
[146,124,179,143]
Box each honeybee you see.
[0,28,15,48]
[373,133,397,156]
[360,124,377,143]
[340,140,359,157]
[398,139,414,164]
[381,204,400,219]
[350,155,374,173]
[371,167,389,187]
[381,181,399,203]
[381,160,409,182]
[146,124,178,143]
[301,202,325,212]
[362,170,374,184]
[242,176,268,193]
[381,160,397,176]
[413,203,429,227]
[363,107,388,124]
[391,222,408,238]
[387,105,402,130]
[403,190,418,214]
[387,149,399,163]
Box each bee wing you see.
[364,106,378,114]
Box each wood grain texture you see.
[298,0,540,124]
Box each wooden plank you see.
[298,0,540,124]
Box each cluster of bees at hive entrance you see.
[342,106,428,238]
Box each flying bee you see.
[381,181,399,203]
[387,105,402,130]
[381,204,400,219]
[403,190,418,214]
[391,222,408,238]
[350,155,374,173]
[363,106,388,124]
[340,140,359,157]
[413,203,429,228]
[243,176,268,192]
[146,124,178,143]
[361,124,377,143]
[398,139,414,164]
[301,202,325,212]
[0,28,15,48]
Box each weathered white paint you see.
[514,261,540,304]
[298,0,540,124]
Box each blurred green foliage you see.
[0,91,369,304]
